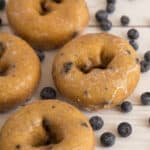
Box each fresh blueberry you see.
[89,116,104,131]
[100,19,112,31]
[95,10,108,22]
[127,29,139,40]
[106,3,115,13]
[144,51,150,62]
[40,87,56,99]
[118,122,132,137]
[107,0,116,4]
[141,92,150,105]
[121,16,130,26]
[35,49,45,62]
[121,101,133,113]
[100,132,116,147]
[0,0,5,10]
[63,62,73,73]
[140,60,150,73]
[129,40,139,50]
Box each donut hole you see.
[78,53,114,73]
[32,119,63,147]
[40,1,51,15]
[100,51,114,69]
[40,0,62,15]
[52,0,62,3]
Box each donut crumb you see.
[136,58,140,64]
[81,122,88,128]
[105,87,108,90]
[52,105,56,109]
[84,90,88,96]
[60,52,64,56]
[125,49,131,55]
[16,144,21,149]
[72,32,78,38]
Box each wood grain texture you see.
[0,0,150,149]
[86,0,150,26]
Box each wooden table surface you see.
[0,0,150,149]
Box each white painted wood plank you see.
[0,0,150,26]
[0,26,150,149]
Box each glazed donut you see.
[0,33,40,112]
[0,100,95,150]
[52,33,140,110]
[7,0,90,50]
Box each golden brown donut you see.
[0,32,40,112]
[7,0,90,50]
[0,100,95,150]
[52,33,140,110]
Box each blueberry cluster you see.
[89,100,133,147]
[89,90,150,148]
[127,28,139,50]
[95,0,131,32]
[95,1,141,51]
[95,0,117,31]
[89,115,132,147]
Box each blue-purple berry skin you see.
[95,10,108,22]
[144,51,150,62]
[100,19,112,31]
[100,132,116,147]
[118,122,132,137]
[127,29,139,40]
[129,40,139,50]
[140,60,150,73]
[141,92,150,105]
[106,3,115,13]
[121,16,130,26]
[89,116,104,131]
[40,87,56,99]
[121,101,133,113]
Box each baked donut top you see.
[52,33,140,109]
[0,32,40,111]
[7,0,90,49]
[0,100,94,150]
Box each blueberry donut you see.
[0,33,40,112]
[0,100,95,150]
[52,33,140,110]
[7,0,90,50]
